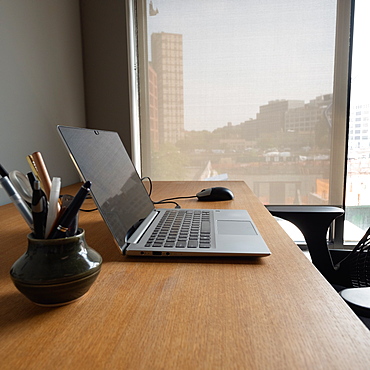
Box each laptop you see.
[57,126,271,257]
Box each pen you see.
[26,155,41,183]
[48,181,92,239]
[32,152,52,199]
[60,194,78,237]
[45,177,61,237]
[32,181,47,239]
[0,175,33,229]
[0,163,9,177]
[27,171,37,191]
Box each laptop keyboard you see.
[145,210,212,249]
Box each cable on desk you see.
[141,176,198,209]
[141,176,153,196]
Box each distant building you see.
[151,32,185,145]
[285,94,332,133]
[348,103,370,152]
[239,95,332,147]
[256,99,305,135]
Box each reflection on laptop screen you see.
[58,126,154,246]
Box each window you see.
[130,0,358,245]
[345,0,370,242]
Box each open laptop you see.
[57,126,271,257]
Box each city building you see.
[151,32,185,145]
[285,94,333,133]
[256,99,304,135]
[348,103,370,152]
[148,63,159,151]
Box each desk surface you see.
[1,181,370,369]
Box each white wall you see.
[0,0,85,205]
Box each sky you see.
[147,0,339,131]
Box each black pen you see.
[27,171,37,191]
[48,181,92,239]
[0,163,9,177]
[32,181,47,239]
[60,194,78,237]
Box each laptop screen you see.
[58,126,155,247]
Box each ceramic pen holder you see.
[10,228,102,306]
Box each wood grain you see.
[1,181,370,369]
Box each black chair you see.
[266,205,370,326]
[266,205,348,285]
[338,229,370,319]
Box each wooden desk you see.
[1,181,370,369]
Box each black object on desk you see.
[48,181,91,239]
[266,205,345,285]
[31,181,47,239]
[267,205,370,321]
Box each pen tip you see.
[0,164,9,178]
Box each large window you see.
[345,0,370,242]
[130,0,362,245]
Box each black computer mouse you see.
[196,187,234,201]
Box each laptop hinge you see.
[126,210,159,245]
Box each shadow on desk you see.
[0,291,59,330]
[122,255,268,265]
[83,217,269,266]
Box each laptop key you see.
[164,243,175,248]
[187,240,198,248]
[200,243,211,248]
[201,221,210,233]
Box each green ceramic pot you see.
[10,228,102,306]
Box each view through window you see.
[134,1,363,243]
[345,0,370,241]
[140,0,337,201]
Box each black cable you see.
[141,176,153,196]
[80,207,98,212]
[80,193,98,212]
[153,200,182,209]
[154,195,197,202]
[67,176,194,212]
[141,176,198,208]
[61,193,98,213]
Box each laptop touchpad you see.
[217,220,257,235]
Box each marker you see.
[32,181,47,239]
[48,181,92,239]
[0,175,33,229]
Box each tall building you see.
[148,63,159,152]
[151,32,185,145]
